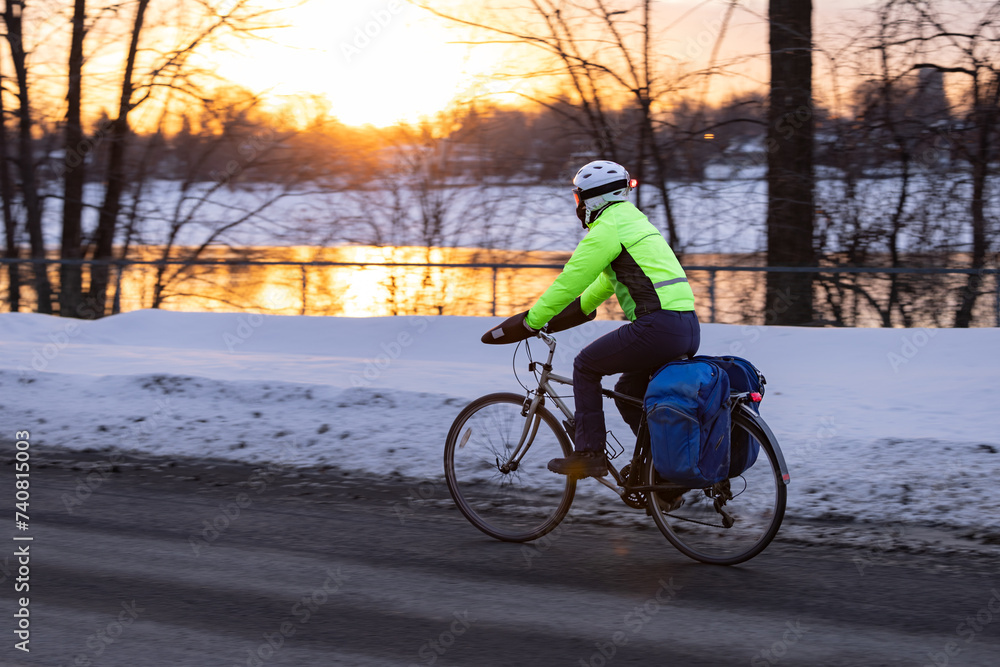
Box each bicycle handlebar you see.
[481,297,596,345]
[481,310,535,345]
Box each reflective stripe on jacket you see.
[525,201,695,328]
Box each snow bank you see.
[2,311,998,546]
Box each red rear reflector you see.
[782,473,790,482]
[750,392,763,402]
[629,178,638,188]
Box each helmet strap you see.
[576,198,588,228]
[580,200,615,229]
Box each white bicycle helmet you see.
[572,160,635,227]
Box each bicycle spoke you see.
[445,394,575,542]
[646,408,787,564]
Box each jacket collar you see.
[586,201,625,229]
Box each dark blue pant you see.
[573,310,700,451]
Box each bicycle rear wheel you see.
[444,392,576,542]
[647,406,787,565]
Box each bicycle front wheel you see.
[647,406,787,565]
[444,392,576,542]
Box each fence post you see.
[300,265,307,316]
[995,270,999,328]
[709,269,717,323]
[111,263,123,315]
[491,266,497,317]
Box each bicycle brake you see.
[520,393,543,417]
[709,480,735,528]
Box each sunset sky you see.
[2,0,958,131]
[211,0,881,128]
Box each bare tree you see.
[329,115,516,315]
[413,0,733,248]
[812,0,1000,327]
[138,94,320,310]
[895,1,1000,327]
[3,0,306,317]
[79,0,306,317]
[84,0,149,316]
[0,61,21,311]
[2,0,52,313]
[59,0,87,318]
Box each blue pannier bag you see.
[696,355,765,477]
[644,359,731,488]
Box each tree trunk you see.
[645,127,679,249]
[3,0,53,314]
[60,0,87,318]
[0,67,21,312]
[954,73,997,327]
[635,0,650,211]
[765,0,814,324]
[875,26,911,329]
[86,0,149,317]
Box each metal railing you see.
[1,258,997,327]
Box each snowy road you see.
[8,448,1000,667]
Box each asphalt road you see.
[2,447,998,667]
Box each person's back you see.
[575,200,694,322]
[522,160,701,479]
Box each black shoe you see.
[547,450,608,478]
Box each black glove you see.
[545,297,597,333]
[481,299,595,344]
[481,310,538,345]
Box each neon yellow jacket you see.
[526,202,695,329]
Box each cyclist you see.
[524,160,700,478]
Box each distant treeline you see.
[23,70,987,189]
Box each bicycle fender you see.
[736,403,791,485]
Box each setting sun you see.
[211,1,497,127]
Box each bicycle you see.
[444,329,790,565]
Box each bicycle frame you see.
[505,331,648,497]
[504,330,790,496]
